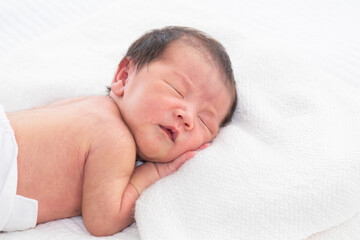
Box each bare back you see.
[7,96,135,224]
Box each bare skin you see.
[8,96,127,223]
[7,96,199,236]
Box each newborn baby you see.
[0,26,237,236]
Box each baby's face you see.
[112,41,233,162]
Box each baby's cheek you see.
[188,133,206,151]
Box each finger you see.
[160,151,196,178]
[171,151,195,169]
[196,143,210,151]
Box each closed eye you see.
[198,116,211,133]
[165,81,183,98]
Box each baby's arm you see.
[81,133,137,236]
[128,150,196,198]
[82,148,194,236]
[82,127,206,236]
[129,143,209,199]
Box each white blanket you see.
[136,40,360,240]
[1,0,360,240]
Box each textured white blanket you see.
[0,0,359,240]
[136,40,360,240]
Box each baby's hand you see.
[129,143,210,197]
[154,143,210,178]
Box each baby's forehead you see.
[166,38,217,65]
[158,39,226,80]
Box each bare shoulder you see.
[80,97,139,236]
[84,96,136,175]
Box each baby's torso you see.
[7,96,132,223]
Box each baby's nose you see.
[175,109,194,130]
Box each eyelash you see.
[174,88,183,98]
[167,82,183,98]
[198,116,211,133]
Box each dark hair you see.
[111,26,237,127]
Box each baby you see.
[0,26,237,236]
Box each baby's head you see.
[110,26,237,162]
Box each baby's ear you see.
[111,57,134,96]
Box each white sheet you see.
[0,0,360,239]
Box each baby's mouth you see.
[159,125,177,142]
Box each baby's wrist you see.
[128,181,140,197]
[129,163,160,196]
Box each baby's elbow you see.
[83,214,118,236]
[85,225,109,237]
[83,213,131,237]
[83,218,110,237]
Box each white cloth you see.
[0,105,38,232]
[135,40,360,240]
